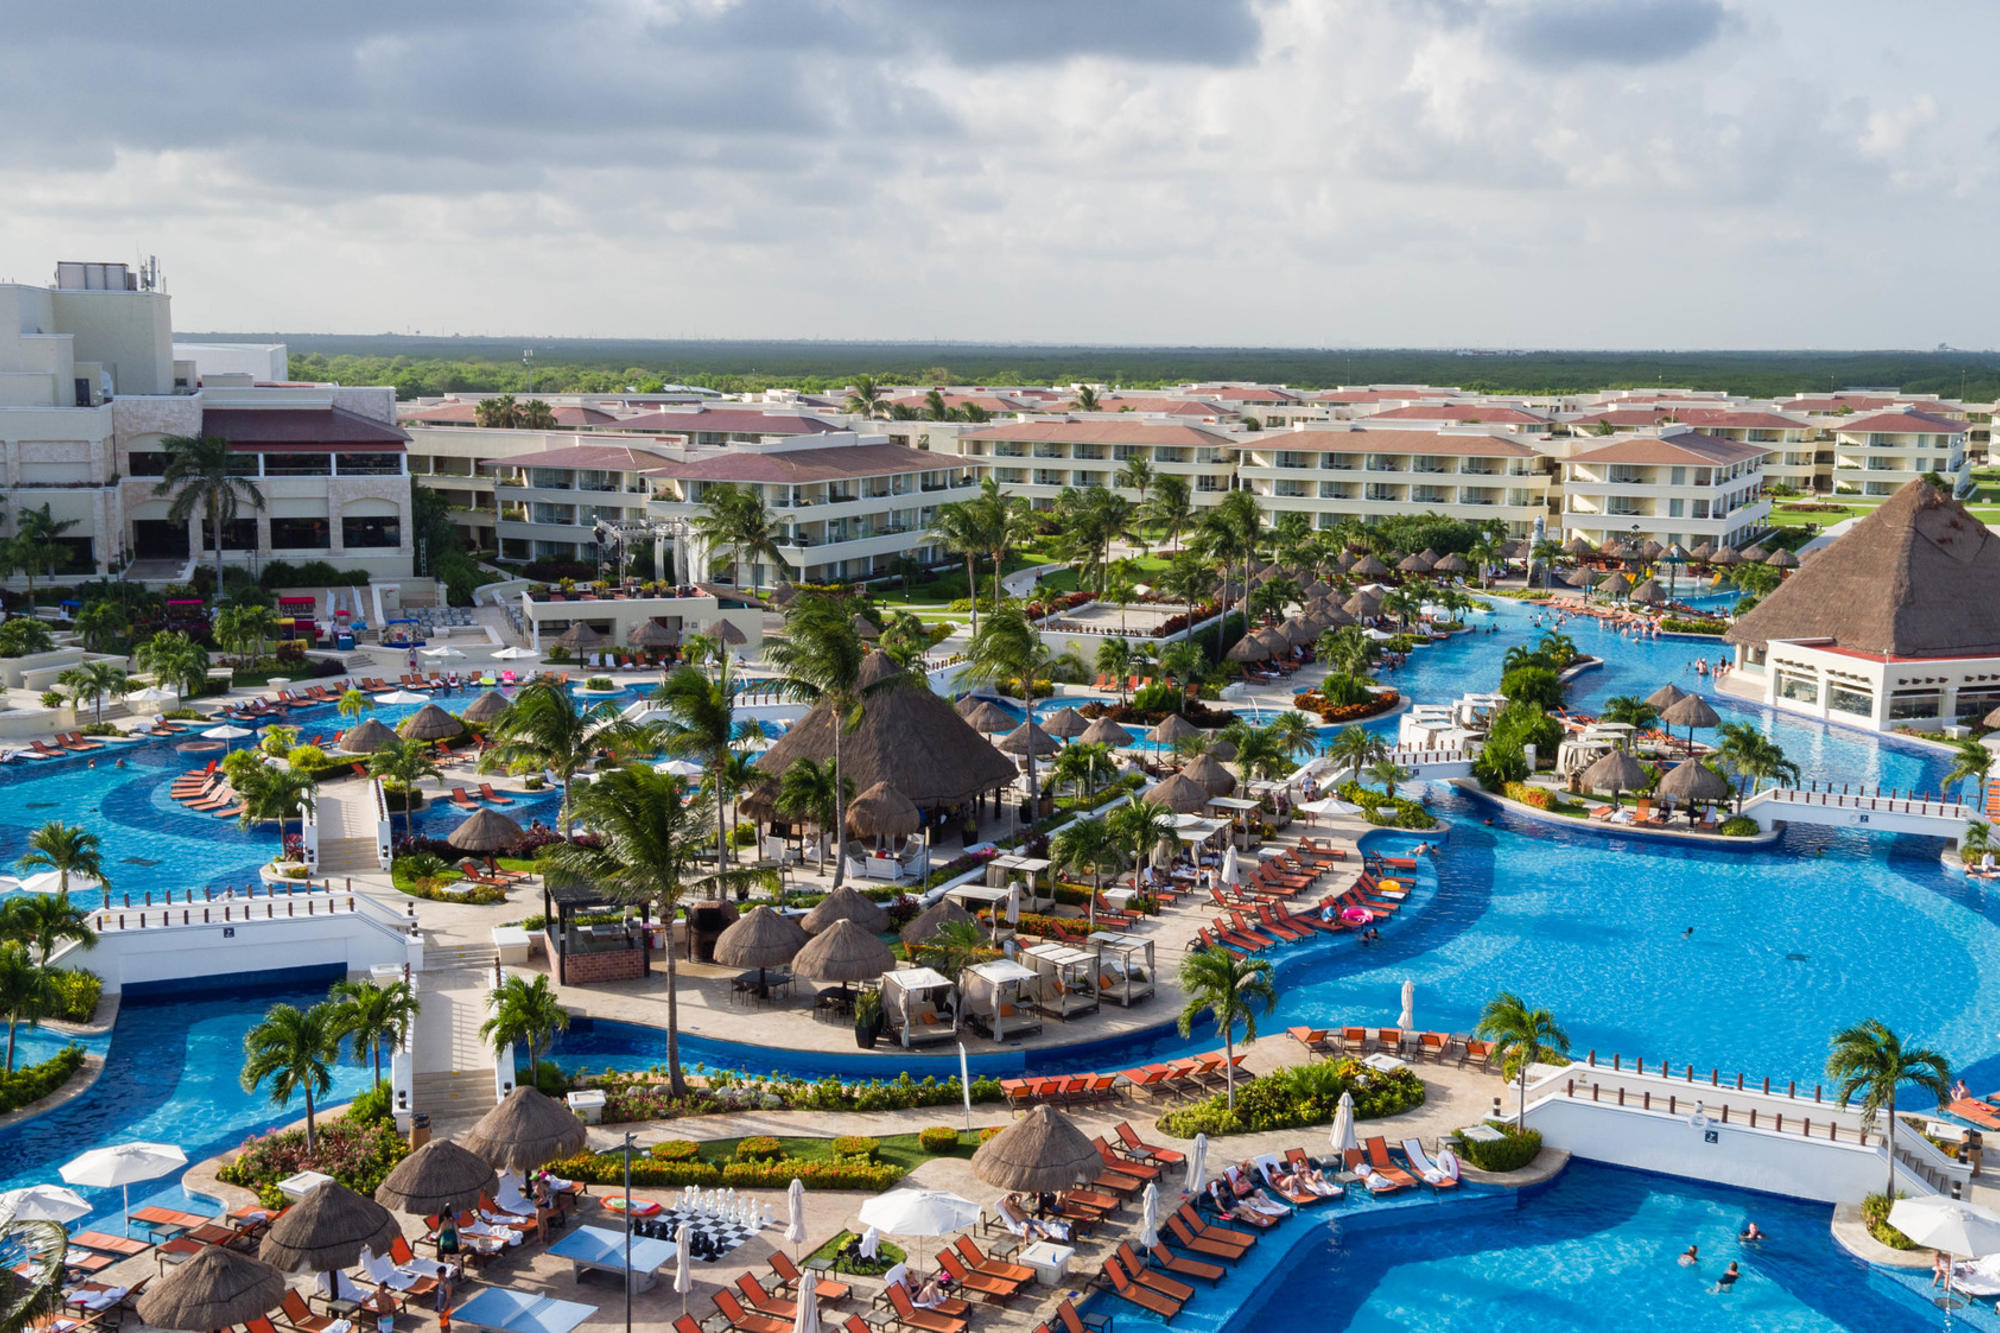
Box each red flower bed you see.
[1293,690,1400,723]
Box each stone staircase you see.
[412,1069,497,1120]
[314,781,384,874]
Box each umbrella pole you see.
[123,1183,130,1238]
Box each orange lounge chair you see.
[1115,1243,1197,1301]
[885,1283,968,1333]
[279,1290,337,1333]
[1095,1138,1160,1182]
[1101,1254,1182,1319]
[1164,1213,1247,1263]
[736,1275,798,1320]
[1148,1242,1223,1286]
[937,1249,1021,1303]
[478,783,515,805]
[952,1237,1034,1286]
[1114,1120,1186,1166]
[449,788,479,810]
[714,1290,793,1333]
[1364,1136,1421,1188]
[771,1250,850,1302]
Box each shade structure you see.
[1563,536,1595,557]
[337,718,398,754]
[1148,714,1200,746]
[0,1185,89,1223]
[1318,605,1358,629]
[420,645,466,660]
[202,724,253,740]
[1645,682,1688,711]
[1887,1196,2000,1261]
[1042,707,1090,740]
[1225,634,1271,664]
[851,614,882,640]
[713,905,809,970]
[1184,1133,1209,1193]
[1741,543,1770,562]
[751,653,1014,812]
[855,1190,982,1248]
[958,700,1017,734]
[770,584,799,607]
[1079,716,1135,747]
[794,917,897,983]
[493,646,540,661]
[845,779,922,839]
[627,618,681,650]
[1397,552,1434,574]
[800,884,889,935]
[1626,578,1666,605]
[1278,618,1317,647]
[61,1141,186,1235]
[1352,555,1390,577]
[460,1087,590,1172]
[708,619,750,646]
[447,808,524,854]
[1580,748,1650,795]
[1565,568,1597,589]
[1708,545,1741,566]
[1180,753,1236,797]
[1657,758,1730,805]
[137,1245,287,1332]
[1140,1181,1160,1251]
[1398,978,1415,1031]
[374,690,428,706]
[1251,627,1292,657]
[1149,772,1212,814]
[1687,542,1715,562]
[970,1104,1103,1193]
[899,897,974,949]
[258,1181,400,1274]
[1660,693,1721,731]
[1767,548,1800,569]
[1329,1092,1359,1157]
[1342,592,1382,618]
[995,721,1060,758]
[1434,553,1470,574]
[373,1138,498,1217]
[1595,571,1630,595]
[461,691,510,724]
[1636,540,1665,562]
[554,623,608,652]
[1596,538,1627,560]
[398,703,466,741]
[1205,736,1238,762]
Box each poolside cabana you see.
[461,691,510,724]
[336,718,397,753]
[1079,716,1135,748]
[1021,941,1100,1020]
[960,959,1041,1041]
[1087,933,1155,1007]
[399,703,466,743]
[880,966,958,1046]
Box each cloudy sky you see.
[3,0,1991,348]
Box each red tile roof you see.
[1569,408,1807,430]
[1780,395,1905,413]
[201,407,408,452]
[1367,404,1550,424]
[1565,433,1770,466]
[648,442,953,485]
[1831,410,1966,435]
[1184,385,1304,402]
[887,392,1036,413]
[958,420,1237,447]
[596,409,841,436]
[1258,428,1540,458]
[1095,397,1235,417]
[482,444,678,474]
[399,403,616,427]
[1307,388,1444,403]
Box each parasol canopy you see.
[713,905,809,971]
[1148,715,1199,745]
[397,704,466,741]
[1042,707,1090,740]
[628,619,681,650]
[461,692,510,724]
[1180,753,1236,797]
[554,623,608,653]
[969,1104,1102,1192]
[899,898,974,949]
[1656,758,1730,805]
[801,884,890,935]
[1148,772,1212,814]
[995,721,1061,758]
[459,1087,590,1172]
[845,780,922,839]
[794,918,897,983]
[1079,717,1135,747]
[258,1181,400,1275]
[446,808,525,854]
[137,1246,287,1333]
[958,700,1017,734]
[1579,748,1650,795]
[373,1138,498,1217]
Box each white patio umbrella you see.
[420,646,467,660]
[0,1184,90,1223]
[1182,1133,1208,1196]
[374,690,428,705]
[792,1272,821,1333]
[1301,797,1361,821]
[60,1142,187,1235]
[1139,1182,1160,1250]
[856,1189,981,1267]
[1329,1091,1359,1158]
[1398,979,1415,1032]
[784,1178,807,1253]
[1889,1196,2000,1312]
[126,687,177,705]
[655,759,705,779]
[675,1221,692,1313]
[15,870,101,896]
[201,724,252,742]
[492,647,540,661]
[1221,846,1240,888]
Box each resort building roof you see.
[201,406,409,453]
[1564,432,1768,466]
[647,441,942,484]
[1829,410,1967,435]
[957,420,1236,447]
[1726,480,2000,659]
[1366,404,1550,425]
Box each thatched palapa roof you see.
[900,897,974,948]
[1181,752,1236,797]
[802,884,889,935]
[338,718,397,753]
[460,1087,590,1171]
[713,905,808,970]
[374,1138,497,1216]
[970,1104,1101,1192]
[259,1181,400,1274]
[398,703,465,741]
[798,917,896,981]
[846,779,922,838]
[959,699,1017,734]
[461,691,510,724]
[1660,693,1721,730]
[555,623,608,652]
[1657,758,1730,804]
[996,721,1060,757]
[447,808,524,854]
[137,1247,287,1332]
[1149,772,1212,814]
[1580,748,1649,794]
[1079,717,1135,747]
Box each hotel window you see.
[1956,689,2000,723]
[1775,671,1819,705]
[269,517,330,549]
[1827,685,1874,716]
[1888,689,1944,721]
[342,515,401,548]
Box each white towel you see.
[859,1227,882,1260]
[358,1250,424,1292]
[880,1262,906,1291]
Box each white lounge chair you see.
[1400,1138,1459,1188]
[316,1270,377,1304]
[357,1249,427,1293]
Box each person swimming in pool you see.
[1710,1261,1740,1293]
[1678,1244,1699,1266]
[1739,1221,1764,1243]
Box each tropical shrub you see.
[734,1135,785,1162]
[1501,781,1552,809]
[344,1084,393,1127]
[650,1139,701,1162]
[916,1126,959,1154]
[1862,1191,1918,1250]
[218,1117,411,1209]
[1453,1123,1542,1172]
[1335,780,1437,830]
[48,968,102,1023]
[830,1136,879,1160]
[1155,1061,1424,1138]
[1660,618,1727,636]
[548,1152,903,1192]
[0,1044,86,1113]
[1716,816,1761,837]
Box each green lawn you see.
[685,1132,983,1174]
[1035,554,1175,595]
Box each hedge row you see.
[0,1044,86,1114]
[550,1152,904,1192]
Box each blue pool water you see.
[1251,1161,1970,1333]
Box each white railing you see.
[90,883,418,936]
[373,780,394,870]
[300,792,320,874]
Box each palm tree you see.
[133,630,210,705]
[13,822,107,917]
[1601,695,1660,730]
[1051,742,1115,801]
[1324,725,1387,775]
[1365,758,1409,798]
[236,764,320,849]
[1118,455,1155,510]
[775,756,848,873]
[72,601,127,654]
[1142,476,1195,555]
[975,479,1033,616]
[1827,1018,1952,1198]
[538,766,714,1094]
[478,972,569,1081]
[0,945,54,1076]
[1157,550,1210,642]
[1944,738,1997,809]
[1051,815,1122,927]
[1073,385,1102,412]
[1264,712,1318,768]
[155,434,266,586]
[0,893,95,970]
[1475,990,1571,1125]
[1530,538,1565,593]
[0,1209,70,1332]
[654,665,738,890]
[1228,724,1292,783]
[9,505,77,607]
[1714,722,1800,810]
[764,595,892,889]
[843,375,888,419]
[51,662,124,727]
[1964,819,1994,868]
[917,919,987,977]
[1095,639,1135,703]
[1109,798,1174,898]
[1195,489,1262,654]
[1176,947,1276,1111]
[927,501,988,636]
[240,1000,340,1153]
[923,388,950,421]
[692,483,784,593]
[331,977,420,1089]
[963,609,1056,809]
[483,679,639,835]
[336,688,374,722]
[367,737,444,842]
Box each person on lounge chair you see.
[1207,1181,1277,1227]
[1000,1194,1070,1242]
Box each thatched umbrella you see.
[996,721,1060,758]
[374,1138,497,1217]
[628,618,680,650]
[398,703,465,742]
[259,1181,400,1283]
[447,808,524,855]
[1352,554,1390,578]
[771,584,799,607]
[1636,539,1665,563]
[1149,715,1199,746]
[1580,748,1650,805]
[1225,634,1271,664]
[970,1104,1101,1193]
[337,718,397,754]
[959,700,1017,735]
[899,898,974,949]
[1079,716,1135,747]
[1251,627,1292,658]
[1741,543,1770,563]
[1149,772,1212,814]
[461,691,509,724]
[714,905,809,993]
[1660,692,1721,751]
[802,884,889,935]
[555,622,607,653]
[708,619,749,646]
[1657,757,1730,812]
[1397,552,1434,574]
[1594,571,1630,596]
[847,779,922,839]
[1563,536,1596,557]
[1334,552,1357,572]
[1318,605,1358,629]
[1278,618,1317,647]
[852,614,882,641]
[1181,753,1236,797]
[460,1086,590,1172]
[1645,683,1688,712]
[1342,592,1382,618]
[1206,736,1238,762]
[1687,542,1715,563]
[137,1246,287,1333]
[1565,568,1597,589]
[1627,578,1667,605]
[1434,553,1470,574]
[1708,545,1741,567]
[1767,548,1799,570]
[796,917,897,983]
[1042,707,1090,741]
